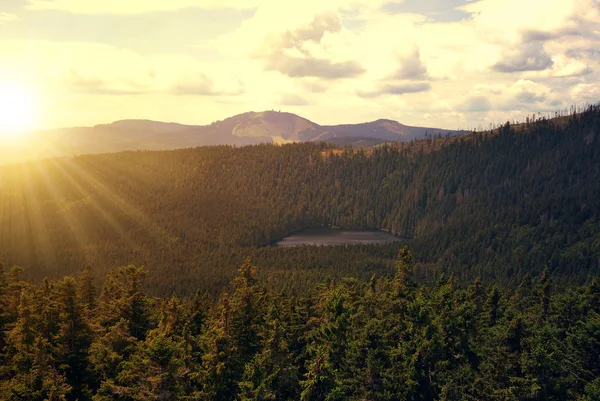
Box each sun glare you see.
[0,84,37,138]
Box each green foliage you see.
[0,257,597,400]
[0,106,599,398]
[0,106,599,295]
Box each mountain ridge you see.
[0,110,468,164]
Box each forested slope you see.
[0,254,599,400]
[0,106,599,294]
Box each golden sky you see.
[0,0,598,130]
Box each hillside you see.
[0,255,597,400]
[0,105,598,295]
[0,111,466,164]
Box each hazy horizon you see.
[0,0,598,134]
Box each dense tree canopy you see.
[0,105,599,296]
[0,106,599,399]
[0,254,598,400]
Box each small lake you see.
[274,227,403,247]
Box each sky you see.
[0,0,599,130]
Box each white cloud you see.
[171,74,245,96]
[538,55,592,78]
[25,0,390,14]
[0,12,18,22]
[280,93,310,106]
[472,83,507,95]
[26,0,258,14]
[357,82,432,98]
[460,0,578,40]
[493,42,554,72]
[392,49,428,80]
[509,80,550,103]
[0,0,595,131]
[571,83,600,102]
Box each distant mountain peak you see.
[373,118,400,124]
[98,119,188,128]
[4,111,468,165]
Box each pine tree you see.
[1,288,72,400]
[54,277,94,400]
[485,285,501,327]
[97,265,151,340]
[77,265,97,319]
[395,246,414,290]
[89,319,139,401]
[197,259,264,400]
[239,303,300,400]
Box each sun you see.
[0,84,38,138]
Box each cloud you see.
[545,55,593,78]
[563,1,600,40]
[266,55,364,79]
[517,54,593,80]
[455,77,564,120]
[461,96,493,112]
[302,79,329,92]
[356,45,434,101]
[0,12,18,22]
[280,93,310,106]
[495,79,553,109]
[393,49,428,80]
[25,0,258,14]
[472,83,507,95]
[1,8,254,55]
[521,30,557,42]
[358,82,431,98]
[515,91,546,104]
[257,12,365,79]
[381,0,471,22]
[493,42,554,72]
[549,99,563,107]
[171,74,245,96]
[570,83,600,103]
[566,48,600,60]
[280,11,342,48]
[459,0,577,35]
[25,0,393,14]
[2,40,247,99]
[521,14,600,43]
[1,0,597,132]
[67,70,153,95]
